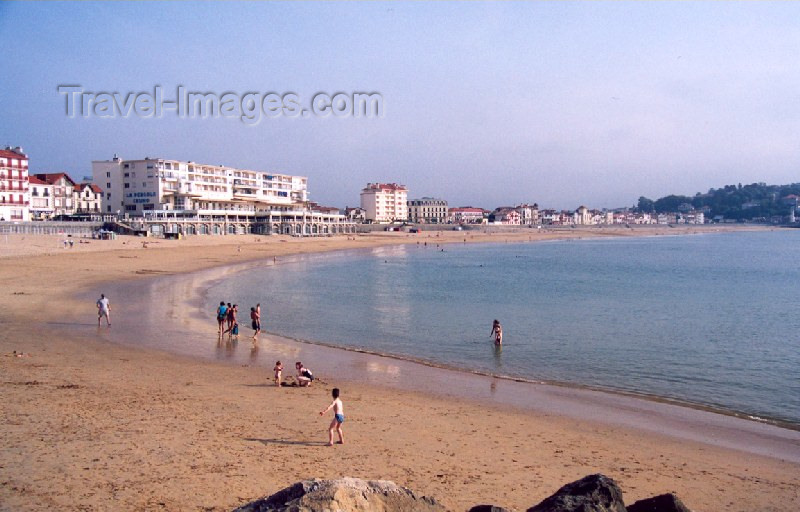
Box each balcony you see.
[0,199,27,205]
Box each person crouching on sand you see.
[296,362,313,387]
[319,388,344,446]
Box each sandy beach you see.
[1,226,798,512]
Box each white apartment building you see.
[407,197,448,224]
[0,147,30,221]
[360,183,408,223]
[92,156,308,216]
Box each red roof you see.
[0,149,28,160]
[33,173,76,186]
[75,183,103,194]
[28,176,48,185]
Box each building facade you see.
[360,183,408,223]
[32,173,76,217]
[92,155,352,236]
[449,207,485,224]
[73,183,104,214]
[92,156,308,216]
[0,147,30,221]
[407,197,448,224]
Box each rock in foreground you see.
[233,477,447,512]
[627,493,691,512]
[527,474,627,512]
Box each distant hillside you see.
[636,183,800,220]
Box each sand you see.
[1,226,798,512]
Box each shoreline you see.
[91,243,800,465]
[2,225,799,511]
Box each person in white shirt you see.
[96,294,111,327]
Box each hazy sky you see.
[1,1,798,210]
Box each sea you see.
[207,230,800,426]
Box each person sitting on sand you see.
[296,361,313,387]
[319,387,344,446]
[490,319,502,345]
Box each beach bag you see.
[232,323,239,335]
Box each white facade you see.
[0,147,30,221]
[28,176,53,220]
[92,156,309,216]
[407,197,448,223]
[360,183,408,223]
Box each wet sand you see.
[2,227,798,511]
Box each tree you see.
[637,196,655,213]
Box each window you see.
[125,205,137,211]
[106,193,110,199]
[106,172,111,178]
[124,173,129,178]
[124,183,130,189]
[106,182,111,188]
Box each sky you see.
[1,1,798,210]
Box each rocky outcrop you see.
[235,474,692,512]
[627,493,691,512]
[527,474,627,512]
[233,477,447,512]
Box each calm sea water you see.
[208,231,800,425]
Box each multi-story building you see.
[449,207,485,224]
[515,203,539,225]
[32,173,76,217]
[491,207,521,225]
[73,183,104,214]
[407,197,448,224]
[28,176,53,220]
[92,155,351,236]
[92,156,308,216]
[0,147,30,221]
[360,183,408,223]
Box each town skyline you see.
[2,2,799,210]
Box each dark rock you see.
[233,477,448,512]
[527,474,627,512]
[468,506,513,512]
[627,493,691,512]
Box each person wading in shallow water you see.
[490,319,503,345]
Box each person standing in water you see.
[490,319,503,345]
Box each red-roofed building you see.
[0,147,30,221]
[73,183,103,214]
[28,175,53,220]
[32,173,76,217]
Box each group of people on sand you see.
[216,301,261,341]
[272,361,343,445]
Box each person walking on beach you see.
[225,302,234,333]
[490,319,503,345]
[273,360,283,387]
[216,301,228,335]
[96,293,111,327]
[250,304,261,339]
[319,388,344,446]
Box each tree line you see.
[635,182,800,220]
